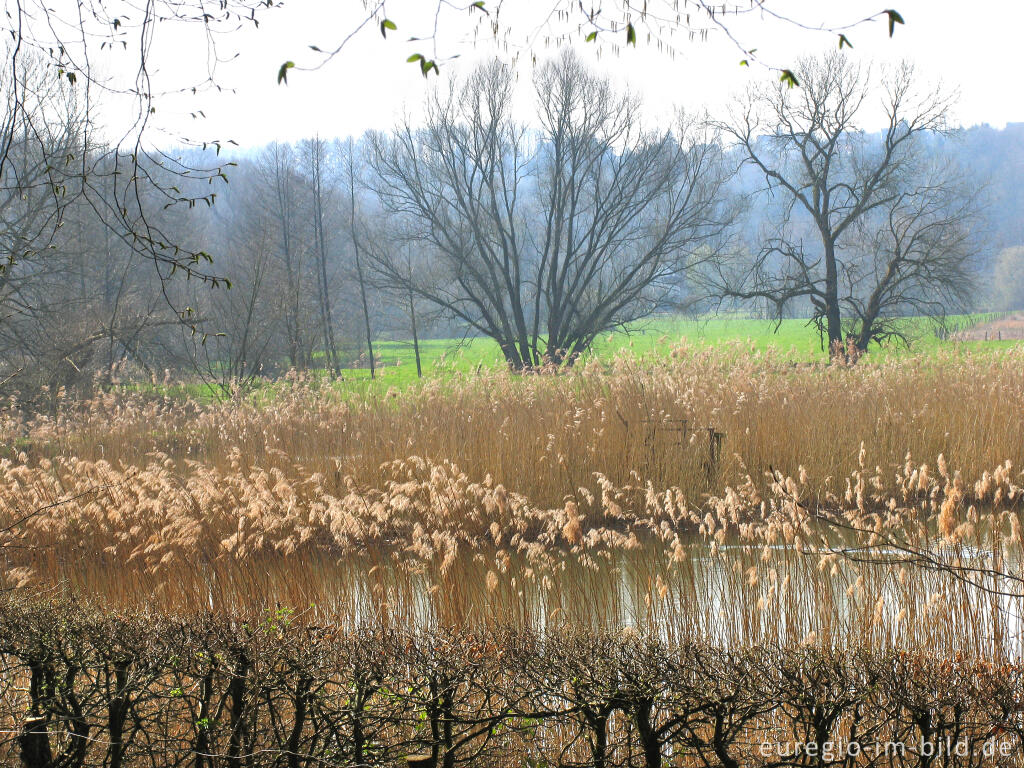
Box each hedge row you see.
[0,599,1022,768]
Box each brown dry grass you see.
[1,344,1023,655]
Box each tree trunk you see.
[285,676,310,768]
[409,287,422,378]
[226,650,249,768]
[823,238,843,348]
[309,139,339,376]
[583,706,610,768]
[347,143,375,380]
[712,712,740,768]
[108,662,130,768]
[355,253,375,379]
[194,665,214,768]
[19,717,52,768]
[274,156,305,371]
[632,699,662,768]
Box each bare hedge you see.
[1,598,1022,768]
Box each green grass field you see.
[337,313,1018,388]
[134,313,1019,400]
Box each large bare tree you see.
[0,56,84,281]
[368,50,734,368]
[841,163,978,348]
[709,53,976,351]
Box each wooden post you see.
[406,755,434,768]
[642,417,657,468]
[705,427,724,487]
[19,716,52,768]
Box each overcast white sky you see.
[128,0,1024,148]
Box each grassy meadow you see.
[327,312,1018,387]
[128,313,1016,402]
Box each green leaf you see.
[884,9,904,37]
[838,33,853,49]
[585,31,597,42]
[625,22,636,47]
[779,69,799,89]
[380,18,396,38]
[407,53,423,63]
[112,18,120,29]
[739,59,749,67]
[277,61,294,84]
[471,0,487,11]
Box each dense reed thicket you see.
[0,598,1022,768]
[0,346,1020,655]
[6,346,1024,503]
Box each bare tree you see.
[368,50,734,369]
[193,168,280,386]
[842,164,978,348]
[0,55,83,286]
[387,234,433,380]
[342,138,377,379]
[710,53,973,351]
[0,57,180,394]
[359,210,437,379]
[256,143,315,371]
[0,0,909,391]
[301,136,342,375]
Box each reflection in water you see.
[46,530,1024,659]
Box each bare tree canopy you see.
[0,56,83,274]
[367,50,734,368]
[707,52,978,352]
[0,1,904,283]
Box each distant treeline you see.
[3,51,1023,393]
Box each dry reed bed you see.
[5,344,1023,504]
[1,346,1021,560]
[1,346,1023,656]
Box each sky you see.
[97,0,1024,148]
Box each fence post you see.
[705,427,724,487]
[19,716,52,768]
